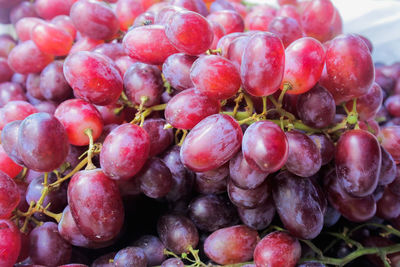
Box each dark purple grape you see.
[58,206,92,248]
[296,84,335,129]
[39,61,72,102]
[17,113,69,172]
[335,129,381,197]
[323,205,341,227]
[132,235,166,266]
[285,130,322,177]
[272,171,324,239]
[238,197,275,230]
[196,163,229,182]
[227,179,269,209]
[157,214,199,254]
[114,247,147,267]
[229,151,268,189]
[29,222,72,266]
[137,158,173,199]
[195,174,227,194]
[161,258,184,267]
[91,252,117,267]
[379,146,396,185]
[309,134,335,165]
[142,118,174,157]
[188,194,238,232]
[376,187,400,220]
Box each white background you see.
[1,0,400,64]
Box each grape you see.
[188,194,238,232]
[100,123,149,180]
[157,214,199,254]
[123,25,178,65]
[132,235,166,266]
[323,205,341,227]
[321,34,374,104]
[190,55,241,100]
[325,169,376,222]
[347,82,383,121]
[228,179,269,209]
[0,219,21,267]
[244,6,277,31]
[123,62,163,107]
[268,16,303,48]
[238,197,275,230]
[379,146,396,185]
[155,5,184,25]
[68,169,124,242]
[34,101,58,115]
[197,163,229,182]
[133,11,155,26]
[35,0,76,19]
[180,114,242,172]
[162,53,196,91]
[0,100,38,130]
[165,10,213,55]
[241,32,285,96]
[0,58,13,83]
[1,120,23,165]
[217,32,246,57]
[58,206,92,248]
[29,222,72,266]
[379,126,400,162]
[0,82,26,107]
[276,4,301,24]
[204,225,259,265]
[26,73,44,100]
[142,118,174,157]
[115,0,145,31]
[8,41,54,75]
[63,51,123,106]
[115,56,137,77]
[210,0,235,13]
[170,0,209,17]
[92,252,117,267]
[114,247,147,267]
[92,43,126,61]
[70,0,119,40]
[165,88,220,130]
[272,171,324,239]
[254,231,301,267]
[229,151,268,190]
[15,17,43,41]
[10,1,38,24]
[297,84,335,128]
[207,10,244,34]
[335,129,381,197]
[26,173,67,217]
[162,146,195,201]
[0,34,16,58]
[385,94,400,118]
[51,15,77,39]
[17,113,69,172]
[209,20,225,50]
[39,61,73,102]
[242,121,288,173]
[0,171,20,218]
[376,187,400,220]
[31,21,73,56]
[137,158,172,199]
[301,0,338,42]
[195,174,227,194]
[69,36,104,54]
[227,35,250,69]
[161,258,184,267]
[309,134,335,165]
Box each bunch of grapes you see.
[1,0,400,266]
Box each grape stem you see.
[84,128,96,170]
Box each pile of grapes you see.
[1,0,400,266]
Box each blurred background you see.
[1,0,400,63]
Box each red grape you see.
[123,25,178,65]
[170,0,209,17]
[155,5,184,25]
[8,41,54,75]
[227,35,249,69]
[0,82,26,107]
[242,121,288,173]
[276,4,301,24]
[63,51,123,106]
[0,145,22,178]
[51,15,77,39]
[244,5,277,31]
[217,32,246,57]
[379,147,396,185]
[162,53,197,91]
[92,42,126,61]
[39,61,72,101]
[309,134,335,165]
[268,16,303,48]
[0,100,38,130]
[241,32,285,96]
[165,10,214,55]
[142,118,174,157]
[180,114,242,172]
[161,258,184,267]
[69,37,104,54]
[380,126,400,162]
[204,225,259,265]
[17,113,69,172]
[210,0,235,13]
[115,0,145,31]
[376,187,400,220]
[0,171,20,218]
[59,206,93,248]
[207,10,244,34]
[133,11,155,26]
[15,17,43,41]
[68,169,124,242]
[190,55,241,100]
[31,21,73,56]
[238,197,275,230]
[115,56,137,77]
[9,1,38,24]
[35,0,76,19]
[336,129,381,197]
[0,34,16,58]
[348,82,383,121]
[228,179,269,209]
[254,231,301,267]
[70,0,119,40]
[133,235,166,266]
[100,123,150,180]
[209,20,225,50]
[0,219,21,267]
[0,58,13,83]
[385,94,400,118]
[55,99,103,146]
[114,247,147,267]
[1,120,24,165]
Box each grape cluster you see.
[0,0,400,266]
